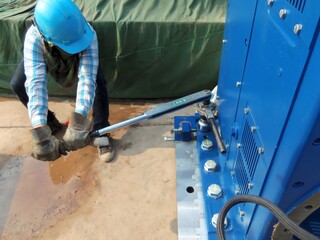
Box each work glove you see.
[31,125,66,161]
[63,112,92,151]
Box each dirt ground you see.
[0,96,197,240]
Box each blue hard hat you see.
[34,0,93,54]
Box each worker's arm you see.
[74,29,98,117]
[24,25,63,160]
[24,25,48,127]
[63,28,98,151]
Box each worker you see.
[10,0,115,162]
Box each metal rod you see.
[90,114,148,137]
[90,90,212,138]
[208,118,226,153]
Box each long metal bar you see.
[90,114,148,137]
[204,108,226,153]
[208,118,226,153]
[90,89,212,138]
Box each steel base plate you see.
[175,141,208,240]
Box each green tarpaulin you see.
[0,0,226,98]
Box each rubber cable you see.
[216,195,319,240]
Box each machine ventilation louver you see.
[235,119,260,195]
[287,0,306,13]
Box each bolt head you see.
[258,147,264,154]
[279,9,287,19]
[204,160,218,172]
[198,118,209,132]
[212,213,228,228]
[251,126,257,132]
[207,184,223,199]
[244,108,250,114]
[294,24,303,35]
[201,139,214,150]
[267,0,274,6]
[239,211,245,217]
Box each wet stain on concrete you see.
[109,102,154,124]
[0,147,99,239]
[0,155,24,234]
[0,98,179,240]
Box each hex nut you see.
[198,118,209,132]
[294,24,303,35]
[267,0,274,6]
[207,184,223,199]
[204,160,218,172]
[279,9,287,19]
[201,139,214,150]
[258,147,264,154]
[212,213,228,228]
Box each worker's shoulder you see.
[25,25,42,42]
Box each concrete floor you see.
[0,96,196,240]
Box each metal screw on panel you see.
[239,211,245,217]
[248,183,254,189]
[244,108,250,114]
[201,139,214,150]
[236,143,242,148]
[294,24,303,35]
[279,9,287,19]
[204,160,218,172]
[212,213,228,228]
[222,39,228,44]
[267,0,274,6]
[236,81,242,87]
[235,188,241,195]
[258,147,264,154]
[230,171,235,176]
[207,184,223,199]
[251,126,257,132]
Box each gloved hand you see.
[31,125,66,161]
[63,112,92,151]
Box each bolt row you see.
[203,159,226,228]
[268,0,303,35]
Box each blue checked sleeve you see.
[24,26,48,127]
[75,30,98,117]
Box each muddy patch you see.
[0,147,99,239]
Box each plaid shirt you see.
[24,25,98,127]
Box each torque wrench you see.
[90,89,212,138]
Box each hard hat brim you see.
[52,22,94,55]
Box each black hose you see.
[216,195,319,240]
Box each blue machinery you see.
[94,0,320,239]
[174,0,320,239]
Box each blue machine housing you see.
[218,0,320,238]
[175,0,320,239]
